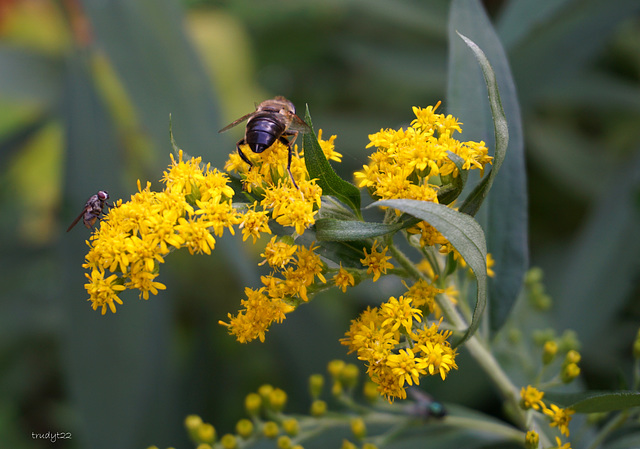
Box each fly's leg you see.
[236,139,253,168]
[279,131,299,189]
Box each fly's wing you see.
[287,113,312,134]
[218,111,258,133]
[66,208,87,232]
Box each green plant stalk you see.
[586,410,629,449]
[388,243,526,429]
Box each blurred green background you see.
[0,0,639,448]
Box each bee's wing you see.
[66,208,86,232]
[218,111,258,133]
[287,113,313,133]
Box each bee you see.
[66,190,110,232]
[406,388,447,419]
[219,96,311,189]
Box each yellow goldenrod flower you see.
[403,279,443,314]
[412,318,453,347]
[386,348,428,387]
[238,202,272,243]
[355,102,491,204]
[219,287,292,343]
[260,236,297,269]
[520,385,545,411]
[83,151,241,313]
[316,129,342,162]
[368,364,407,402]
[84,270,125,315]
[161,150,205,195]
[333,264,355,292]
[417,341,458,380]
[380,295,423,333]
[360,240,394,282]
[544,404,574,437]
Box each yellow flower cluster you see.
[354,101,492,202]
[83,151,239,314]
[225,136,327,236]
[341,279,457,402]
[219,238,327,343]
[520,385,575,440]
[83,130,341,316]
[356,104,494,277]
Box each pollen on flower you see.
[360,241,393,282]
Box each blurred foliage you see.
[0,0,638,448]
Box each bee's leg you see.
[236,139,254,168]
[279,132,299,189]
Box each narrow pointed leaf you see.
[315,217,420,242]
[456,32,508,216]
[448,1,528,334]
[303,106,362,217]
[544,391,640,413]
[370,199,487,346]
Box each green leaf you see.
[314,217,420,242]
[448,0,528,334]
[437,151,468,205]
[295,227,368,269]
[303,105,362,217]
[370,199,487,347]
[551,153,640,351]
[455,32,508,217]
[168,113,179,156]
[544,390,640,413]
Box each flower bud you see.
[542,340,558,365]
[245,393,262,416]
[263,421,280,439]
[328,360,346,379]
[282,418,300,436]
[269,388,287,412]
[277,435,292,449]
[309,374,324,399]
[341,363,360,389]
[235,419,253,439]
[561,363,581,383]
[350,417,366,440]
[524,430,539,449]
[363,381,379,403]
[310,399,327,417]
[220,434,237,449]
